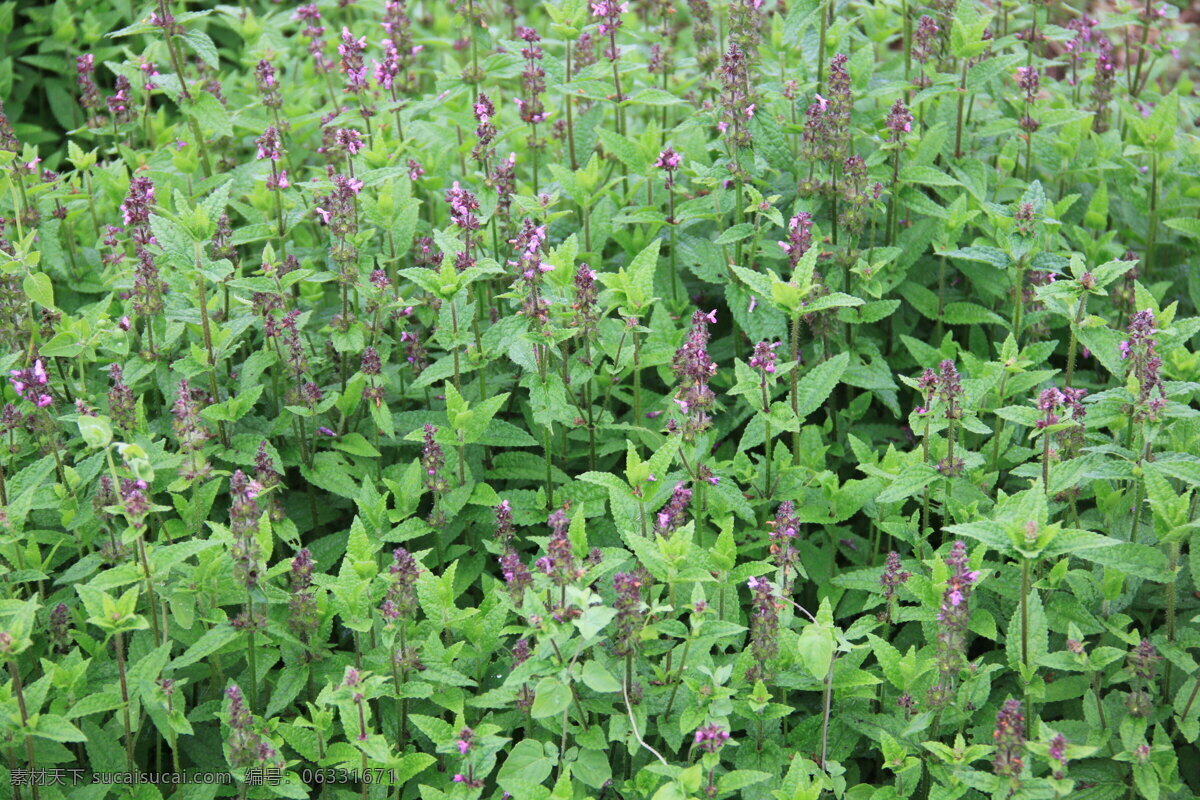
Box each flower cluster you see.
[767,501,800,588]
[536,503,582,590]
[172,379,212,483]
[314,173,363,242]
[717,43,754,152]
[929,541,980,706]
[693,724,730,753]
[228,470,264,592]
[8,360,52,408]
[510,218,552,327]
[749,340,780,374]
[515,27,548,137]
[255,59,281,109]
[1015,66,1040,132]
[1121,309,1167,422]
[225,685,282,768]
[993,698,1026,779]
[802,55,852,166]
[337,27,368,93]
[653,147,682,189]
[499,548,533,603]
[612,571,646,655]
[572,264,599,338]
[669,310,719,441]
[121,177,156,246]
[380,547,420,624]
[655,482,691,537]
[778,212,814,270]
[745,575,780,680]
[421,424,447,495]
[879,551,910,622]
[288,548,319,642]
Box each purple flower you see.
[225,685,282,769]
[338,27,368,93]
[779,212,814,270]
[749,340,781,374]
[421,424,447,494]
[613,570,647,655]
[8,359,52,408]
[499,549,533,603]
[745,575,780,680]
[255,126,283,162]
[766,501,800,588]
[655,482,691,537]
[886,98,913,136]
[880,551,911,621]
[336,128,364,156]
[380,548,421,623]
[929,541,978,706]
[670,310,719,441]
[653,147,682,171]
[121,177,156,245]
[1124,310,1167,421]
[993,699,1026,779]
[693,724,731,753]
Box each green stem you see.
[954,58,967,158]
[1065,294,1088,389]
[790,313,801,466]
[115,632,135,768]
[8,660,40,800]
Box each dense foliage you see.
[0,0,1199,798]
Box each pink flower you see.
[315,208,332,225]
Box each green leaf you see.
[170,624,239,669]
[22,272,54,309]
[625,237,661,310]
[1165,218,1200,239]
[900,166,961,187]
[793,352,850,419]
[183,29,219,70]
[498,740,555,793]
[31,715,87,743]
[76,415,113,449]
[530,677,572,719]
[581,661,621,693]
[188,92,232,138]
[715,223,755,245]
[797,622,834,679]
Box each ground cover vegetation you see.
[0,0,1199,798]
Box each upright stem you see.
[1166,540,1179,694]
[790,313,801,466]
[761,379,772,498]
[1146,151,1158,281]
[1020,558,1031,672]
[194,246,228,446]
[8,660,40,800]
[632,326,642,423]
[566,42,577,169]
[819,651,835,771]
[246,590,258,711]
[543,425,554,509]
[954,59,968,158]
[817,0,828,91]
[1065,295,1088,389]
[115,632,135,768]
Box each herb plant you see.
[0,0,1199,798]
